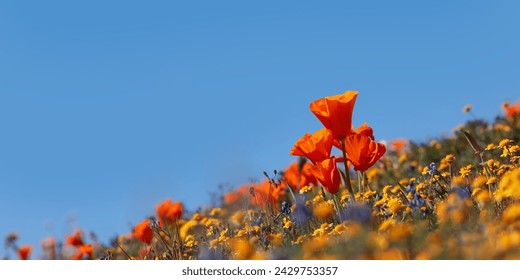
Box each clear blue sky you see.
[1,1,519,258]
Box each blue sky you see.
[0,1,519,258]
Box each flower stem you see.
[341,139,356,203]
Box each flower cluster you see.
[4,95,520,260]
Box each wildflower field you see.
[5,91,520,260]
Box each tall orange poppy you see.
[18,245,32,260]
[65,229,84,247]
[134,219,154,244]
[283,161,318,190]
[156,199,183,226]
[310,90,358,140]
[343,133,386,171]
[310,157,342,194]
[290,128,333,163]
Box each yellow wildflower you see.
[416,183,426,192]
[230,211,246,227]
[312,223,332,236]
[472,188,491,204]
[498,139,514,149]
[471,175,487,188]
[179,220,198,240]
[379,219,396,231]
[313,201,334,219]
[452,176,466,187]
[485,143,496,151]
[502,204,520,224]
[438,159,449,172]
[389,223,413,240]
[299,185,313,194]
[498,231,520,251]
[387,198,404,215]
[209,208,221,216]
[495,168,520,200]
[236,229,247,237]
[191,213,203,221]
[363,190,377,199]
[302,236,330,260]
[391,186,401,194]
[487,177,498,185]
[330,224,348,235]
[445,154,455,163]
[494,123,511,132]
[229,238,256,260]
[283,217,292,229]
[268,233,284,246]
[459,164,473,179]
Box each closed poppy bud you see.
[310,157,342,194]
[310,90,358,141]
[290,128,333,163]
[134,219,154,244]
[18,245,32,260]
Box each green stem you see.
[331,193,344,223]
[340,139,356,203]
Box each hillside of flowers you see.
[5,91,520,260]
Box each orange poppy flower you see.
[290,128,333,163]
[224,185,252,204]
[352,122,374,140]
[310,90,358,140]
[310,157,342,194]
[224,191,241,204]
[343,133,386,171]
[65,229,84,247]
[156,199,183,226]
[251,179,285,206]
[503,100,520,119]
[333,123,375,149]
[72,244,93,260]
[134,219,154,244]
[18,245,32,260]
[283,161,318,190]
[390,138,408,152]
